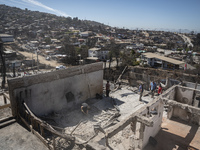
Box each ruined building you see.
[2,62,200,149]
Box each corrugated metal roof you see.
[89,48,101,51]
[142,52,185,65]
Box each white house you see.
[88,47,109,60]
[0,34,14,42]
[80,31,93,38]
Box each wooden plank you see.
[23,102,75,141]
[3,95,7,104]
[19,114,53,149]
[0,104,10,109]
[70,120,82,135]
[32,127,54,150]
[53,136,56,150]
[0,116,14,123]
[3,93,10,101]
[115,66,128,84]
[19,114,31,129]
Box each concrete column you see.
[138,123,145,149]
[167,106,173,119]
[129,120,137,150]
[147,75,150,91]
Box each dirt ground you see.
[18,51,62,68]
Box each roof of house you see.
[86,57,98,60]
[0,34,13,37]
[89,48,101,51]
[142,52,185,65]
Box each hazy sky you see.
[1,0,200,32]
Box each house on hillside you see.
[80,31,93,38]
[88,47,109,60]
[141,52,185,69]
[0,34,14,43]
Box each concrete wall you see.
[162,85,176,100]
[169,103,200,125]
[129,66,200,85]
[8,62,103,116]
[142,99,164,148]
[175,86,194,105]
[163,85,200,125]
[183,81,200,90]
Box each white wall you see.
[142,100,164,148]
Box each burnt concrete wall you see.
[175,86,194,105]
[8,62,103,116]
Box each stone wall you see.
[8,62,103,116]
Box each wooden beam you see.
[3,95,7,104]
[116,66,128,83]
[0,104,10,109]
[3,93,10,101]
[19,114,31,130]
[19,114,54,150]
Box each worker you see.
[139,83,144,101]
[150,81,156,98]
[158,84,163,95]
[81,103,90,115]
[106,81,110,97]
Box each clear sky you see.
[0,0,200,32]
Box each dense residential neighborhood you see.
[1,4,200,75]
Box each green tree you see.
[61,44,77,65]
[44,37,51,44]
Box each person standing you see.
[158,84,163,95]
[150,81,156,98]
[139,83,144,101]
[106,81,110,97]
[150,81,154,98]
[153,81,157,93]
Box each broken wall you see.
[141,99,164,148]
[8,62,103,116]
[129,67,200,88]
[163,85,200,125]
[168,101,200,125]
[162,85,176,100]
[175,86,194,105]
[183,81,200,90]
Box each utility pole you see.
[37,50,39,70]
[32,52,34,72]
[0,41,6,88]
